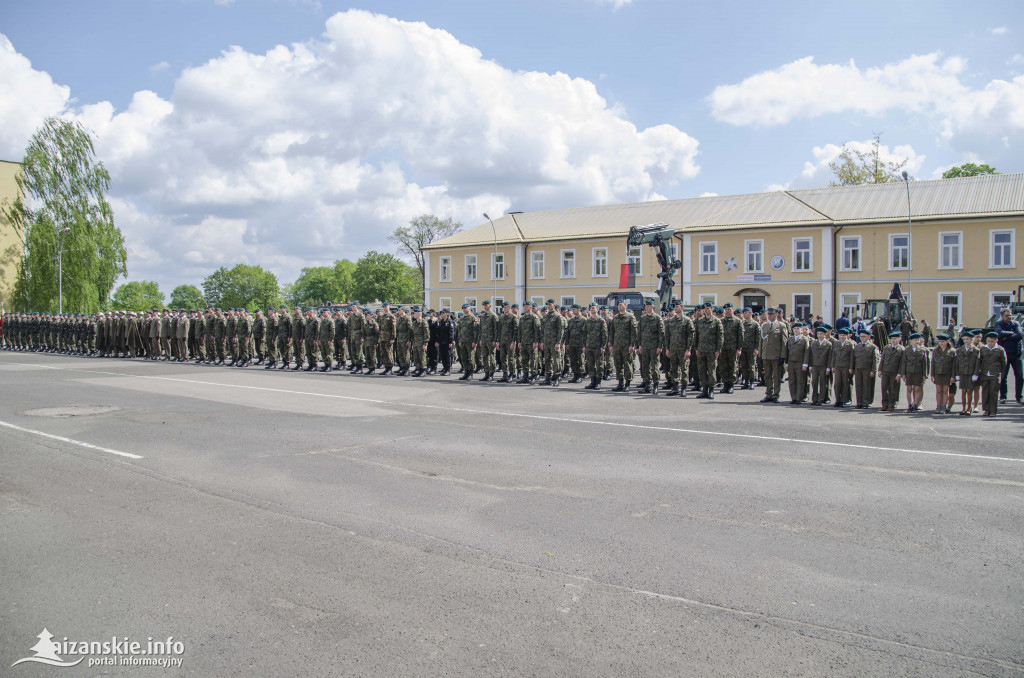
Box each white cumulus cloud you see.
[708,52,1024,155]
[799,139,925,186]
[0,11,699,289]
[989,26,1008,35]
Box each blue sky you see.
[1,0,1022,292]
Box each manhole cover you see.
[21,406,121,418]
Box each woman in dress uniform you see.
[979,331,1008,416]
[930,333,956,414]
[955,330,981,415]
[899,332,930,412]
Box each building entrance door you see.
[742,295,766,313]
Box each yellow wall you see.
[424,215,1022,324]
[0,161,22,310]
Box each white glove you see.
[971,375,978,382]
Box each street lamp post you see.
[483,213,498,305]
[57,226,71,315]
[902,171,912,302]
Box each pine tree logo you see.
[11,628,83,667]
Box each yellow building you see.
[0,160,23,311]
[422,173,1023,327]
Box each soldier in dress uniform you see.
[785,322,810,404]
[979,332,1007,416]
[956,331,981,414]
[853,328,879,408]
[434,308,456,375]
[831,327,855,407]
[808,325,833,406]
[759,307,788,403]
[878,331,905,411]
[930,332,955,414]
[899,332,930,412]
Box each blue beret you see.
[723,302,733,309]
[644,299,654,306]
[742,307,752,312]
[482,300,491,305]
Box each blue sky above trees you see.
[1,0,1021,293]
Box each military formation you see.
[1,300,1012,416]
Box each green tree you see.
[352,251,420,304]
[288,266,342,307]
[111,280,164,312]
[388,214,461,301]
[333,258,356,301]
[942,163,998,179]
[170,284,206,310]
[202,264,280,311]
[1,117,127,312]
[829,134,908,186]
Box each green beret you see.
[889,331,901,338]
[936,333,949,340]
[985,331,998,339]
[909,332,923,339]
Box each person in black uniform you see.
[433,308,456,376]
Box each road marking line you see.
[0,419,142,459]
[9,360,1024,464]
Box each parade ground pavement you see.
[1,351,1023,677]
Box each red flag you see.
[619,263,635,289]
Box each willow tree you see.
[1,117,126,312]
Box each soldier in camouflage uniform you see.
[584,304,608,389]
[318,308,335,372]
[362,309,379,374]
[664,302,694,397]
[738,308,760,389]
[333,309,347,370]
[252,309,266,364]
[565,306,586,382]
[718,303,743,394]
[540,300,566,386]
[456,305,479,380]
[517,303,542,384]
[299,308,316,371]
[394,306,411,375]
[410,307,430,377]
[290,307,305,370]
[237,309,253,366]
[377,305,396,375]
[478,300,499,381]
[264,307,278,368]
[277,305,292,369]
[636,300,666,394]
[694,302,724,399]
[348,305,365,373]
[609,301,638,392]
[498,302,519,382]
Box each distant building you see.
[0,160,22,311]
[422,173,1023,326]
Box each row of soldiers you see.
[2,302,1008,414]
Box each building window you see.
[439,297,451,310]
[991,230,1015,268]
[700,242,717,274]
[530,296,544,307]
[990,292,1012,316]
[840,293,860,320]
[939,293,961,327]
[889,234,910,270]
[491,252,505,280]
[561,250,575,278]
[464,297,477,312]
[793,238,812,272]
[592,295,605,305]
[840,236,861,271]
[593,247,608,277]
[627,247,642,275]
[939,232,962,269]
[439,256,452,283]
[793,294,812,320]
[465,254,477,281]
[698,293,717,305]
[745,240,764,273]
[561,296,575,307]
[531,251,545,279]
[493,297,505,309]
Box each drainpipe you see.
[831,224,844,323]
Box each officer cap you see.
[837,327,852,335]
[888,331,901,338]
[909,332,923,339]
[985,331,998,339]
[936,333,949,340]
[723,302,733,309]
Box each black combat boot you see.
[551,374,560,386]
[366,367,376,375]
[265,361,275,369]
[593,377,601,390]
[459,369,471,380]
[481,371,492,382]
[541,373,552,386]
[638,382,651,394]
[612,378,625,392]
[723,382,734,394]
[707,387,715,399]
[667,384,680,396]
[695,387,708,399]
[678,384,687,398]
[651,383,659,396]
[585,376,597,390]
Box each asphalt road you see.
[1,351,1023,677]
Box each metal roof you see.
[423,172,1024,250]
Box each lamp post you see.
[483,213,498,305]
[57,226,71,315]
[902,171,912,302]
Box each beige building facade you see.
[422,173,1023,327]
[0,160,22,311]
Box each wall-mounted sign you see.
[770,255,785,270]
[724,257,737,271]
